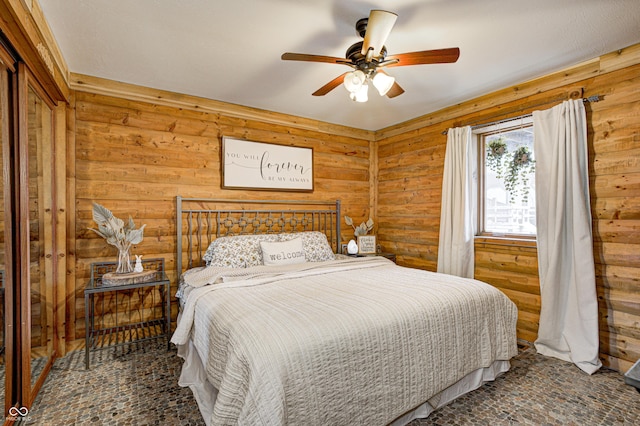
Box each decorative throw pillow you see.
[202,241,218,266]
[278,231,336,262]
[203,234,280,268]
[260,238,306,266]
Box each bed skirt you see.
[176,339,511,426]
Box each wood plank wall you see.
[67,83,374,343]
[64,45,639,373]
[375,44,640,372]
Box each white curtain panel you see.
[437,126,477,278]
[533,100,601,374]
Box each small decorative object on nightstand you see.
[134,254,144,272]
[357,235,376,254]
[345,215,378,255]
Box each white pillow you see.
[278,231,336,262]
[260,238,306,266]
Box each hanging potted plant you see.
[486,139,535,203]
[486,138,507,178]
[504,146,535,203]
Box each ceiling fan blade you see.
[361,10,398,58]
[386,81,405,98]
[312,73,348,96]
[281,52,346,65]
[386,47,460,67]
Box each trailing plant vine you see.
[486,138,507,178]
[505,146,535,202]
[486,139,535,203]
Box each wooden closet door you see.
[0,45,17,417]
[17,63,56,408]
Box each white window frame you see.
[474,116,536,239]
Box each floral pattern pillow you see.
[202,234,280,268]
[278,231,336,262]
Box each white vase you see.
[347,239,358,254]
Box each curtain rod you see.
[441,95,602,135]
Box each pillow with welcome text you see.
[260,238,306,266]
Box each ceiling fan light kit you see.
[343,68,393,101]
[349,81,369,102]
[344,70,395,102]
[371,71,395,96]
[343,69,366,93]
[281,9,460,103]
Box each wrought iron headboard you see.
[176,197,341,274]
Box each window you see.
[477,119,536,237]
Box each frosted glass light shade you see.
[343,70,366,92]
[349,82,369,102]
[372,71,395,96]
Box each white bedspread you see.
[172,257,518,425]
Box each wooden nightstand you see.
[84,258,170,369]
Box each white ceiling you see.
[39,0,640,131]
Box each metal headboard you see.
[176,197,341,274]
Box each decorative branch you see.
[344,215,374,236]
[88,203,146,273]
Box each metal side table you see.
[84,258,170,369]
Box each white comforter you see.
[172,257,518,426]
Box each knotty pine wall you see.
[65,45,639,373]
[375,44,640,372]
[66,82,374,345]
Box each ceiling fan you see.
[281,10,460,102]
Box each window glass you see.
[481,124,536,236]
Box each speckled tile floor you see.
[21,342,640,425]
[22,342,202,426]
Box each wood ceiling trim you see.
[0,0,69,101]
[69,73,376,142]
[375,42,640,141]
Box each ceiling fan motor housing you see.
[346,41,387,74]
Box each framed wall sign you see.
[357,235,377,254]
[221,137,314,192]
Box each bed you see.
[171,197,518,426]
